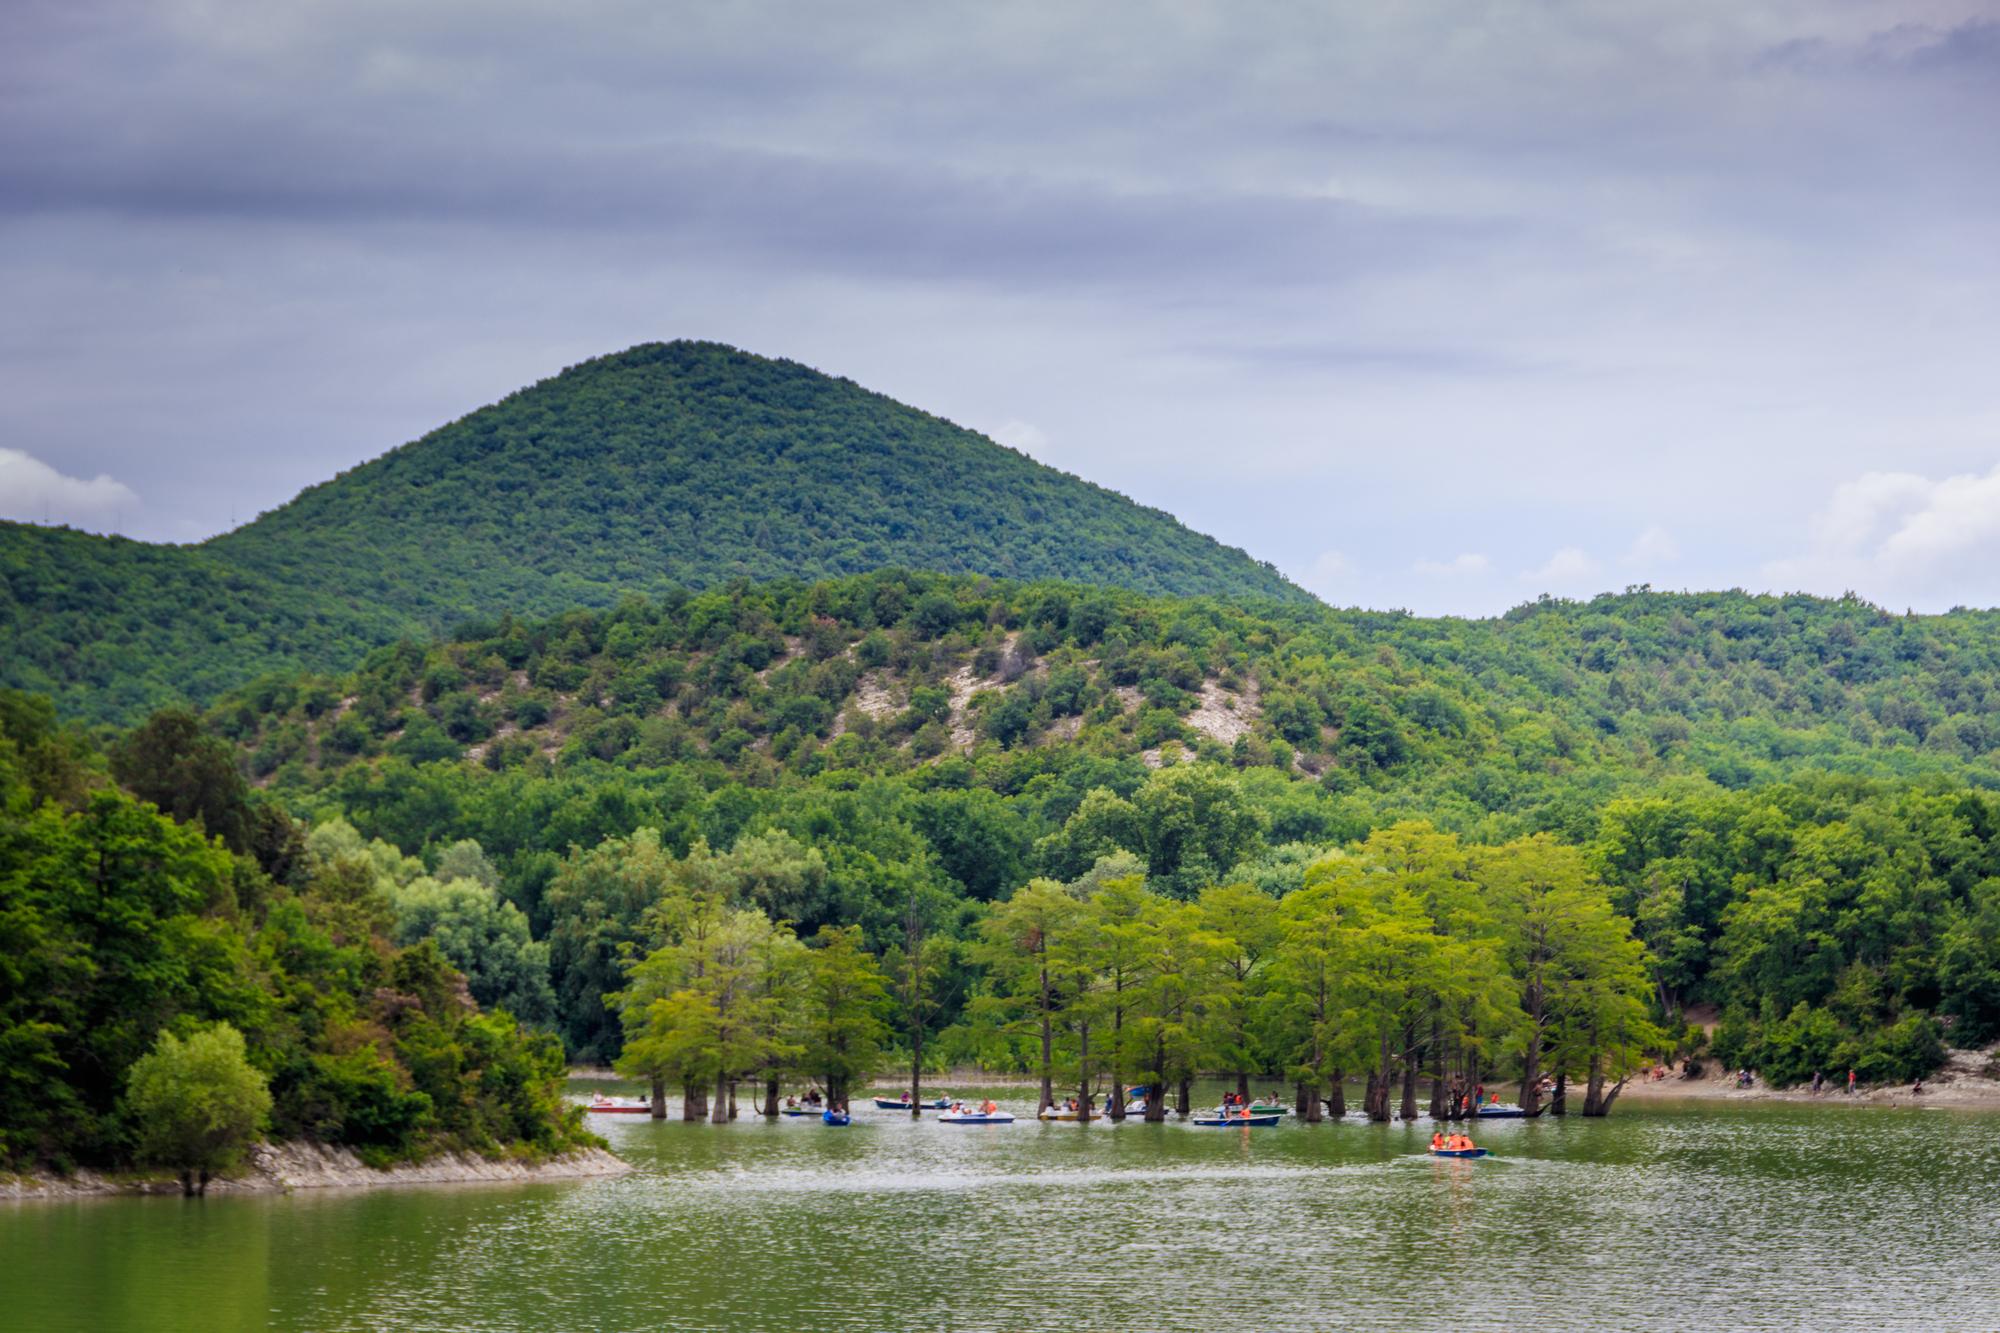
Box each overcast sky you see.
[3,1,1997,615]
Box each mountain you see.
[1,341,1305,721]
[216,571,2000,818]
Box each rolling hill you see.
[1,341,1304,721]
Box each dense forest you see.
[0,695,595,1177]
[30,571,1988,1115]
[0,342,1302,722]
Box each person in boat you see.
[982,1099,998,1115]
[1432,1131,1445,1150]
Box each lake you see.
[4,1082,1995,1331]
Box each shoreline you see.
[2,1140,629,1202]
[570,1047,2000,1112]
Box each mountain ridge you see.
[1,341,1307,721]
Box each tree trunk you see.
[650,1077,667,1120]
[1237,1069,1251,1100]
[179,1169,196,1197]
[728,1079,739,1120]
[1582,1051,1625,1117]
[1176,1078,1191,1117]
[1427,1017,1445,1118]
[711,1069,730,1124]
[1399,1037,1420,1121]
[1302,1080,1322,1123]
[1329,1069,1347,1119]
[1108,1007,1126,1121]
[1145,1043,1167,1121]
[762,1076,779,1117]
[1038,1018,1054,1113]
[683,1080,707,1121]
[1519,981,1545,1115]
[1077,1022,1093,1123]
[1550,1070,1567,1116]
[910,1022,924,1118]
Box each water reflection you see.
[3,1085,1995,1331]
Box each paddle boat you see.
[939,1101,1015,1125]
[822,1108,851,1126]
[1246,1102,1290,1116]
[584,1094,652,1114]
[871,1095,951,1111]
[1190,1108,1283,1127]
[778,1106,818,1117]
[1429,1146,1489,1158]
[1475,1103,1528,1119]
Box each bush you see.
[123,1023,273,1195]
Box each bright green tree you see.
[123,1023,273,1196]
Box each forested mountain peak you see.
[207,338,1304,609]
[1,342,1305,721]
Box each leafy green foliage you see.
[0,699,592,1172]
[122,1023,273,1193]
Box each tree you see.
[544,827,677,1062]
[123,1023,272,1196]
[1081,875,1156,1119]
[387,876,557,1028]
[111,708,253,852]
[977,879,1081,1112]
[797,925,889,1105]
[1131,764,1265,897]
[1196,881,1280,1099]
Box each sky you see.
[2,0,1997,616]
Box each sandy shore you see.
[1602,1043,2000,1109]
[2,1141,629,1201]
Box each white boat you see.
[585,1095,652,1115]
[938,1103,1015,1124]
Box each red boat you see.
[585,1095,652,1114]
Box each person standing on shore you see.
[1812,1070,1823,1096]
[1847,1068,1857,1095]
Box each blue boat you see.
[1190,1112,1282,1127]
[1475,1104,1528,1118]
[822,1110,851,1126]
[1430,1147,1488,1158]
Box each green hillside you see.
[1,342,1304,722]
[215,572,2000,817]
[178,573,2000,1077]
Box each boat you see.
[939,1104,1015,1124]
[585,1095,652,1114]
[1430,1147,1489,1158]
[1190,1111,1282,1127]
[822,1109,851,1126]
[778,1106,818,1117]
[1475,1104,1528,1118]
[1039,1106,1084,1120]
[871,1096,949,1111]
[1246,1103,1290,1116]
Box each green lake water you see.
[5,1082,1996,1331]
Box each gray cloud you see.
[2,0,1997,612]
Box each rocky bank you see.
[2,1140,629,1200]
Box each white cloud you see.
[1766,463,2000,608]
[0,448,138,530]
[1624,525,1679,566]
[1299,549,1354,598]
[988,419,1050,458]
[1521,546,1599,586]
[1414,552,1490,577]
